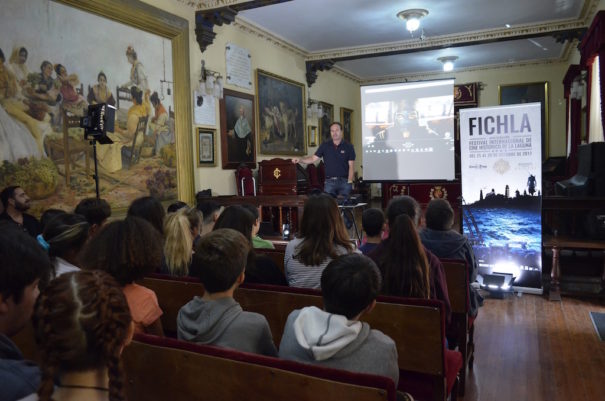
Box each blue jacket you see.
[0,334,40,401]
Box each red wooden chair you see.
[235,163,256,196]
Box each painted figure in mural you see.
[228,103,253,162]
[122,46,148,92]
[150,91,173,155]
[7,46,29,98]
[54,64,88,116]
[96,86,151,173]
[26,60,60,105]
[527,174,536,196]
[0,48,43,162]
[87,71,115,106]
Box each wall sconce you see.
[307,99,323,120]
[199,60,223,99]
[397,9,429,34]
[438,56,458,72]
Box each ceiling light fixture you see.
[397,9,429,33]
[438,56,458,72]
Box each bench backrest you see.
[441,259,469,315]
[123,333,396,401]
[256,248,286,274]
[141,276,446,377]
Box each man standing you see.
[292,122,355,198]
[0,186,40,237]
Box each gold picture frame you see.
[307,126,318,147]
[318,101,334,143]
[340,107,353,142]
[56,0,194,204]
[256,69,306,155]
[197,128,216,167]
[498,81,549,160]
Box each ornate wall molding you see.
[358,57,570,85]
[307,19,588,61]
[176,0,250,10]
[233,18,307,58]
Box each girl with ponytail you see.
[32,270,134,401]
[162,207,201,276]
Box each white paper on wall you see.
[194,91,216,126]
[225,42,252,90]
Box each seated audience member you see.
[285,194,356,289]
[375,214,431,299]
[39,209,66,232]
[39,213,89,278]
[0,227,51,401]
[0,185,41,237]
[81,217,164,336]
[241,203,274,249]
[177,229,278,356]
[368,196,451,325]
[167,200,188,214]
[74,197,111,237]
[359,208,385,255]
[196,199,222,236]
[212,205,286,286]
[127,196,165,236]
[161,207,202,277]
[279,254,399,386]
[420,199,481,316]
[31,270,133,401]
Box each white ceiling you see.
[230,0,599,80]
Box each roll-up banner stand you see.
[460,103,542,294]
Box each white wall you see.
[143,0,361,196]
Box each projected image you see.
[361,80,455,181]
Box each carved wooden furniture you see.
[258,158,307,195]
[542,196,605,299]
[210,195,307,237]
[46,110,91,185]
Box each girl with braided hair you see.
[31,270,134,401]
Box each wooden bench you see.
[123,333,396,401]
[442,258,475,396]
[140,276,461,401]
[256,247,286,275]
[543,235,605,300]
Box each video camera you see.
[80,103,116,144]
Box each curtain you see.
[589,56,604,143]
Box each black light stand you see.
[90,138,101,200]
[80,103,116,200]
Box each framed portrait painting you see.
[340,107,353,142]
[0,0,194,215]
[318,101,334,144]
[197,128,216,166]
[498,82,549,159]
[219,89,255,169]
[256,69,306,156]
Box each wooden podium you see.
[258,158,307,195]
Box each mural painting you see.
[0,0,177,215]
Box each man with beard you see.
[0,186,41,237]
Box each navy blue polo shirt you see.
[315,140,356,178]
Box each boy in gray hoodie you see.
[177,228,277,356]
[278,253,399,386]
